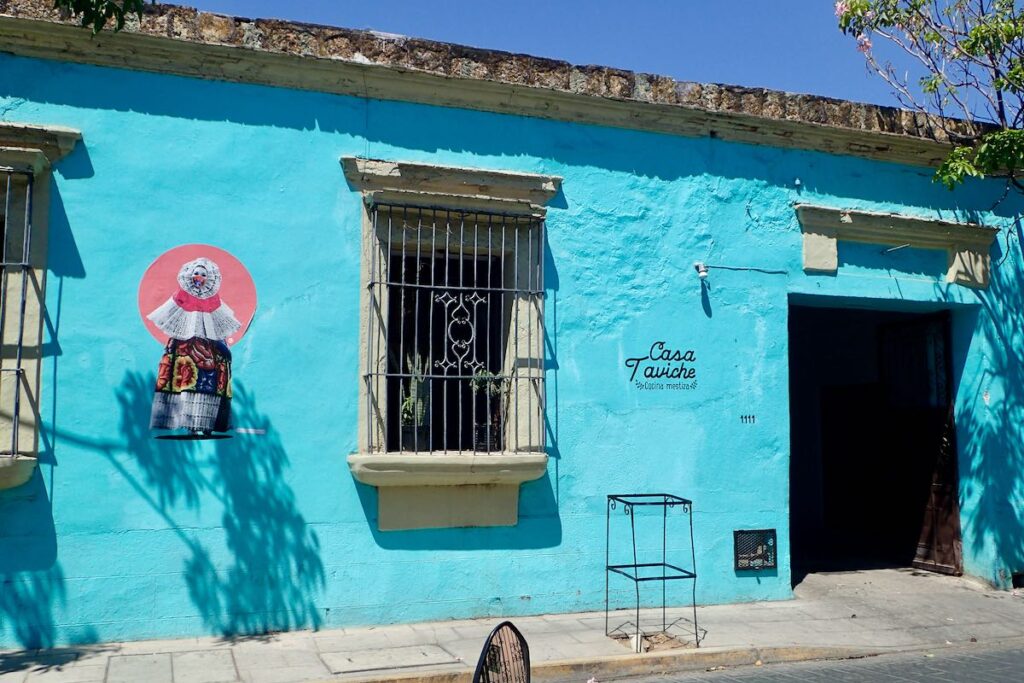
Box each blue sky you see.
[186,1,904,107]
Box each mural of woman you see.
[147,257,240,436]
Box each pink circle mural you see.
[138,244,257,438]
[138,244,256,346]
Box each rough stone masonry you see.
[0,0,973,144]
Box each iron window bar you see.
[0,166,35,457]
[365,202,545,455]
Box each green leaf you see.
[53,0,148,34]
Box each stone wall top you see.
[0,0,971,165]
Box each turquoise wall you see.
[1,53,1022,648]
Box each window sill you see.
[347,452,548,530]
[0,455,37,490]
[347,452,548,487]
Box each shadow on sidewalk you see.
[0,644,116,677]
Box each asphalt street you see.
[645,642,1024,682]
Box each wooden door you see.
[880,313,963,575]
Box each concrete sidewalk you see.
[3,568,1024,683]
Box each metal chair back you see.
[472,620,530,683]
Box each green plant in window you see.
[470,370,506,397]
[471,370,507,452]
[400,353,430,427]
[399,352,431,451]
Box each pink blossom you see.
[835,1,850,17]
[856,33,873,53]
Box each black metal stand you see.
[605,494,699,649]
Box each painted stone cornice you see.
[0,0,968,167]
[0,121,81,168]
[342,157,561,216]
[795,204,999,288]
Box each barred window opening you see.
[365,204,545,455]
[0,167,35,456]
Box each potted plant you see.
[400,353,430,451]
[470,370,506,452]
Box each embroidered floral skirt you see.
[150,337,232,433]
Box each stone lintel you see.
[342,157,561,205]
[364,190,545,218]
[795,204,999,288]
[0,146,48,174]
[342,157,560,217]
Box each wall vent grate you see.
[734,529,777,571]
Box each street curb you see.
[332,644,882,682]
[530,645,882,681]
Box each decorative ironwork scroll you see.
[434,291,487,374]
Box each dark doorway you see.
[788,304,963,585]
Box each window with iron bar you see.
[363,203,545,455]
[0,166,38,457]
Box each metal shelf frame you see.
[604,493,700,649]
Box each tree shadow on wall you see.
[0,470,107,663]
[0,471,76,652]
[74,372,326,636]
[947,228,1024,586]
[0,564,64,651]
